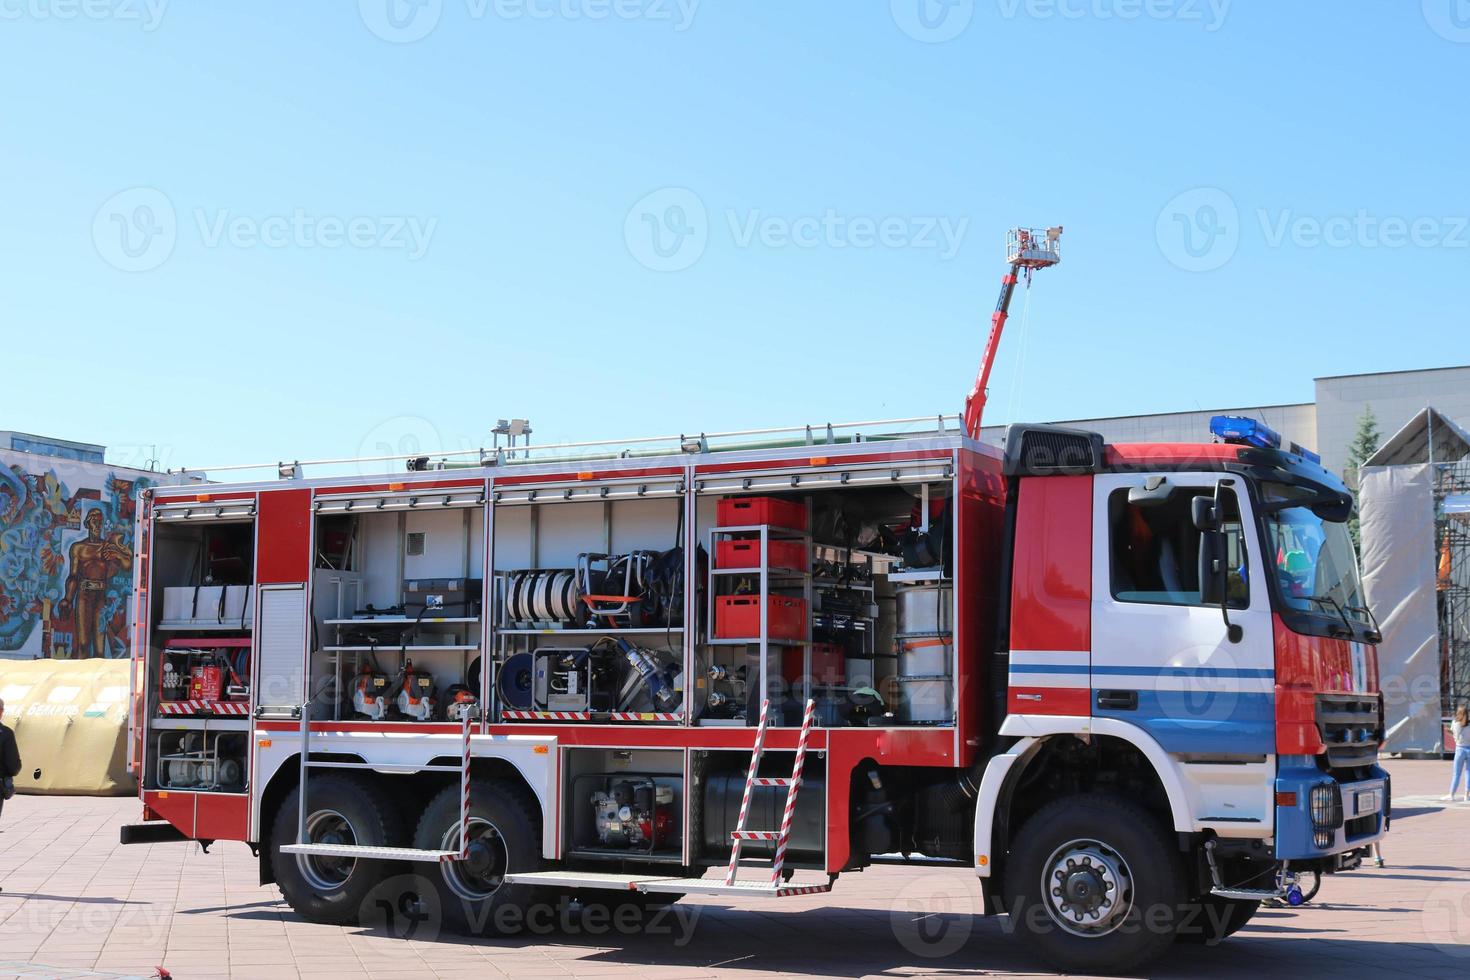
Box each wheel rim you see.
[298,809,357,892]
[1041,838,1135,938]
[439,817,508,901]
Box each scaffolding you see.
[1435,458,1470,716]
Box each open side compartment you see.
[689,748,827,870]
[490,477,687,723]
[561,748,685,864]
[694,461,957,729]
[142,506,256,798]
[309,491,485,722]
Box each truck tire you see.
[1003,793,1183,975]
[270,774,405,925]
[411,778,544,935]
[1177,894,1259,945]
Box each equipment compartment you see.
[562,748,685,862]
[153,728,249,793]
[310,496,486,722]
[695,470,956,729]
[491,483,687,723]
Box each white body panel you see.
[251,730,560,856]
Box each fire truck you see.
[121,230,1387,974]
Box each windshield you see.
[1260,482,1370,627]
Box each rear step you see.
[503,869,835,898]
[120,821,192,845]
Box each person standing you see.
[0,698,18,819]
[1449,705,1470,802]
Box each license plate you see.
[1355,789,1379,816]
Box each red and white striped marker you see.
[769,699,816,886]
[459,706,473,859]
[608,711,680,723]
[726,699,770,886]
[443,706,475,863]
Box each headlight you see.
[1310,783,1343,847]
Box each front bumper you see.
[1274,762,1388,861]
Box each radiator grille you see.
[1315,694,1381,770]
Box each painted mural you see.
[0,450,153,659]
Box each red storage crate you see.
[784,642,844,684]
[717,496,807,531]
[714,538,808,572]
[714,594,807,640]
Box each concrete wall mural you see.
[0,449,154,659]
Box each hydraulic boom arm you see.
[963,226,1063,439]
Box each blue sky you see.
[2,2,1467,476]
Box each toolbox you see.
[716,496,807,531]
[715,595,807,641]
[403,577,483,616]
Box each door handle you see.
[1096,690,1138,711]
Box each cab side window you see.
[1109,486,1249,609]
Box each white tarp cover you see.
[1359,463,1441,754]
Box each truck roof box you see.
[1003,424,1105,477]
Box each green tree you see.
[1345,404,1380,551]
[1346,404,1381,474]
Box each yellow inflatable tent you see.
[0,658,135,796]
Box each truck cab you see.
[979,418,1386,972]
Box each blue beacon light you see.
[1209,415,1322,464]
[1210,415,1281,450]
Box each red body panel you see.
[195,794,250,840]
[1105,443,1244,468]
[1007,475,1092,715]
[957,448,1006,759]
[1274,613,1380,755]
[144,790,197,837]
[255,489,312,583]
[1009,475,1092,653]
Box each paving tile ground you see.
[0,758,1466,979]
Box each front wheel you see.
[1003,793,1184,975]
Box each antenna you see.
[963,226,1063,438]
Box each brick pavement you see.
[0,758,1465,979]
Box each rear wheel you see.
[270,774,405,925]
[411,778,544,935]
[1003,794,1183,975]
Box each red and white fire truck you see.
[122,230,1387,973]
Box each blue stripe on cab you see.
[1094,690,1275,754]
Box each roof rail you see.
[168,414,965,479]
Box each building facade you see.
[981,365,1470,480]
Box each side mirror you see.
[1191,495,1220,532]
